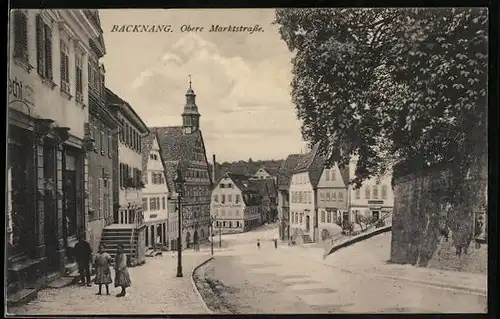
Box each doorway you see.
[43,140,59,272]
[305,215,310,232]
[372,210,380,220]
[63,153,78,261]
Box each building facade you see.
[7,9,102,291]
[86,16,118,253]
[346,157,394,224]
[102,88,149,265]
[276,154,302,241]
[211,173,262,233]
[153,80,212,249]
[141,133,170,249]
[288,142,323,243]
[316,164,349,242]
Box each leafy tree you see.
[274,8,487,188]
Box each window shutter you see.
[93,125,98,152]
[44,24,52,80]
[36,15,45,75]
[108,134,112,158]
[100,130,104,154]
[88,176,93,210]
[13,11,28,60]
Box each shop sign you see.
[8,76,35,108]
[368,200,384,205]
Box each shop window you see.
[7,135,32,258]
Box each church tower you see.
[182,75,201,134]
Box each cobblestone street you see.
[7,253,211,315]
[195,228,487,314]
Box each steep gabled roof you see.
[141,132,155,175]
[151,126,212,189]
[292,141,324,188]
[152,126,198,163]
[338,165,350,187]
[105,87,149,134]
[277,154,303,190]
[226,173,254,192]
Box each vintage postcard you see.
[6,8,488,315]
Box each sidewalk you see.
[284,233,487,296]
[7,253,212,315]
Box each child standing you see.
[257,239,261,250]
[94,244,113,295]
[114,244,132,297]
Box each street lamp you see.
[174,167,185,278]
[209,215,215,255]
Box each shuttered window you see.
[94,125,99,152]
[13,11,28,61]
[75,53,83,102]
[36,15,53,80]
[60,39,70,93]
[365,186,371,199]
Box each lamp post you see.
[174,167,185,278]
[209,215,215,255]
[219,220,222,248]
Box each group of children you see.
[74,234,132,298]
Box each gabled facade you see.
[141,133,170,249]
[277,154,303,241]
[289,142,323,242]
[211,173,262,233]
[7,9,107,292]
[250,167,273,180]
[103,88,149,266]
[151,80,212,249]
[316,163,349,242]
[346,157,394,223]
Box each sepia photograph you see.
[6,7,488,315]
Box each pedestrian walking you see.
[114,244,132,297]
[94,244,113,295]
[74,233,92,287]
[257,239,261,250]
[273,238,278,249]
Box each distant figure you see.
[94,244,112,295]
[114,244,132,297]
[257,239,261,250]
[74,233,92,287]
[156,235,161,250]
[273,238,278,249]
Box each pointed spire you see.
[189,74,192,89]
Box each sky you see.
[99,9,307,163]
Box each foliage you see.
[274,8,487,190]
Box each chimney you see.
[212,154,216,182]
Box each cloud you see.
[130,33,293,123]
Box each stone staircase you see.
[302,234,314,244]
[99,225,143,267]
